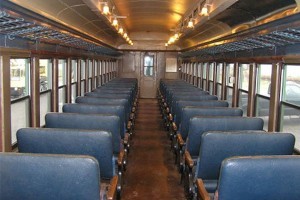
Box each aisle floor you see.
[122,98,185,200]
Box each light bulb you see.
[112,18,118,26]
[118,27,124,34]
[201,5,209,16]
[187,19,194,28]
[103,4,110,15]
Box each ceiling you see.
[5,0,300,51]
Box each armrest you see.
[184,151,194,169]
[123,132,129,146]
[168,113,173,122]
[132,107,136,113]
[172,122,177,132]
[117,150,125,169]
[107,175,118,200]
[196,179,211,200]
[127,121,132,130]
[177,133,185,147]
[130,113,135,121]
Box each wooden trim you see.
[91,59,95,90]
[51,58,59,112]
[0,55,12,152]
[232,62,239,107]
[221,62,227,100]
[196,179,211,200]
[213,62,217,96]
[30,56,40,127]
[268,62,282,131]
[184,151,194,169]
[66,58,72,103]
[77,59,81,96]
[247,63,257,117]
[107,175,118,200]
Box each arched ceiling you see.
[7,0,299,50]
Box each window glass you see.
[89,60,93,78]
[40,92,51,126]
[58,59,66,87]
[81,60,86,80]
[217,63,223,83]
[226,63,234,86]
[198,63,201,77]
[203,63,207,79]
[239,91,248,116]
[226,87,233,107]
[280,104,300,149]
[39,59,52,92]
[239,64,249,91]
[71,60,77,83]
[144,55,154,76]
[209,63,214,81]
[71,83,77,103]
[257,64,272,96]
[10,58,30,100]
[256,96,269,130]
[282,65,300,106]
[95,60,98,77]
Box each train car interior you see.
[1,0,300,199]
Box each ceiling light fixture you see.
[200,3,212,16]
[102,3,110,15]
[112,18,118,26]
[187,19,194,28]
[118,27,124,34]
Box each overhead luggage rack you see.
[181,13,300,59]
[0,9,120,56]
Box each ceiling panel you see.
[112,0,197,33]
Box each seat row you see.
[158,79,299,200]
[0,78,139,200]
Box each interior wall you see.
[118,51,179,97]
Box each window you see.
[216,63,223,99]
[280,64,300,149]
[39,59,52,126]
[239,64,249,116]
[256,64,272,130]
[58,60,66,112]
[144,55,154,76]
[10,58,30,145]
[10,58,30,100]
[226,63,234,106]
[166,58,177,72]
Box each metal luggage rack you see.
[181,9,300,59]
[182,27,300,58]
[0,10,119,56]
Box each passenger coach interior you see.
[1,0,300,199]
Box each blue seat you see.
[45,113,123,159]
[17,128,120,198]
[197,155,300,200]
[0,153,108,200]
[175,108,243,168]
[75,96,133,124]
[187,131,295,198]
[63,103,130,152]
[186,117,264,159]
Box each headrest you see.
[17,128,114,179]
[196,131,295,180]
[218,155,300,200]
[0,153,100,200]
[187,117,264,157]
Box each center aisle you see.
[122,98,185,200]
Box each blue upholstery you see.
[174,101,229,124]
[196,131,295,192]
[171,95,218,113]
[179,107,243,140]
[187,117,264,157]
[217,156,300,200]
[0,153,100,200]
[17,128,115,179]
[45,112,121,155]
[75,96,130,121]
[63,103,126,138]
[85,93,132,104]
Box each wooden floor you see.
[122,98,185,200]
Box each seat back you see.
[0,153,100,200]
[174,101,229,125]
[179,107,243,140]
[171,95,218,113]
[218,156,300,200]
[75,96,130,121]
[187,117,264,157]
[196,131,295,180]
[45,112,121,154]
[17,128,115,179]
[63,103,126,138]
